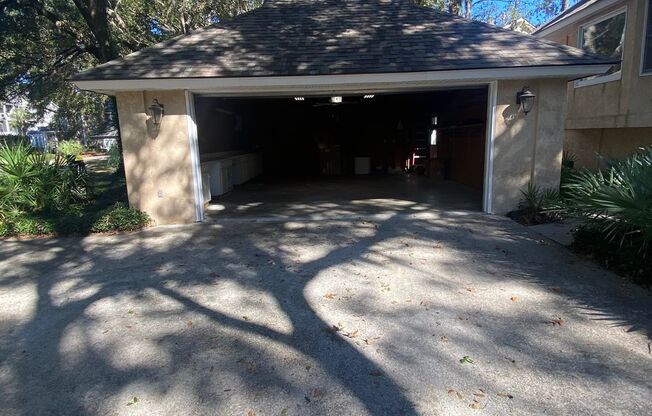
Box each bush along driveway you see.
[0,209,651,415]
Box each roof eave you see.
[72,64,616,96]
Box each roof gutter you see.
[72,64,615,96]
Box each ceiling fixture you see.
[516,87,536,115]
[363,94,375,99]
[294,97,305,101]
[330,96,343,104]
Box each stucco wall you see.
[540,0,652,130]
[491,79,567,214]
[565,127,652,170]
[115,90,197,225]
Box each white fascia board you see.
[74,64,613,96]
[534,0,624,37]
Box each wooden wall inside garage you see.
[436,124,486,191]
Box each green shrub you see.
[91,203,150,233]
[0,141,89,214]
[0,134,29,146]
[107,144,121,170]
[563,146,652,254]
[57,140,85,157]
[509,182,562,225]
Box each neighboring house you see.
[71,0,613,225]
[502,17,536,34]
[0,102,18,134]
[534,0,652,169]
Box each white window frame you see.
[574,6,627,88]
[642,0,652,76]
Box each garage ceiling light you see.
[294,97,305,101]
[330,96,342,103]
[363,94,375,99]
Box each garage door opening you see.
[193,87,488,219]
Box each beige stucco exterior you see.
[539,0,652,168]
[116,90,197,225]
[491,79,567,214]
[114,80,568,223]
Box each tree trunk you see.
[561,0,569,11]
[464,0,471,18]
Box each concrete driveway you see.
[1,208,651,416]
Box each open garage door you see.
[193,87,488,220]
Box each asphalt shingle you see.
[72,0,615,81]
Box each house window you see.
[576,9,627,86]
[644,0,652,73]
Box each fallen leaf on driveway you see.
[187,320,193,327]
[126,396,138,406]
[547,318,565,326]
[469,401,483,409]
[242,316,250,321]
[343,330,359,339]
[459,356,474,364]
[510,296,518,302]
[497,392,514,399]
[466,287,476,293]
[280,408,288,416]
[369,370,383,377]
[247,411,256,416]
[312,388,324,398]
[447,388,464,400]
[550,287,562,293]
[323,293,336,299]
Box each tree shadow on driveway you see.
[0,207,651,415]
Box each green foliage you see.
[573,226,651,286]
[0,135,29,146]
[90,203,150,233]
[8,107,36,135]
[107,144,121,170]
[57,140,85,157]
[563,146,652,254]
[0,142,89,215]
[512,182,562,225]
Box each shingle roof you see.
[72,0,615,81]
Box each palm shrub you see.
[513,182,562,225]
[0,141,89,217]
[563,146,652,255]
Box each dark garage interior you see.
[194,87,488,217]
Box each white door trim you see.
[482,81,497,214]
[184,91,205,222]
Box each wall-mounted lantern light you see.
[516,87,536,115]
[148,99,165,129]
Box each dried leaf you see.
[440,335,449,342]
[497,392,514,399]
[323,293,336,299]
[469,401,482,409]
[187,320,193,327]
[344,330,359,339]
[369,370,383,377]
[280,408,288,416]
[547,317,565,326]
[550,287,562,293]
[466,287,476,293]
[459,356,474,364]
[510,296,518,302]
[126,396,138,406]
[312,388,323,398]
[247,412,256,416]
[242,316,250,321]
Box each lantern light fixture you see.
[516,87,536,115]
[148,99,165,129]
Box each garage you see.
[194,87,489,218]
[71,0,614,225]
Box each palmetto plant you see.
[563,146,652,253]
[516,182,562,224]
[0,142,88,217]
